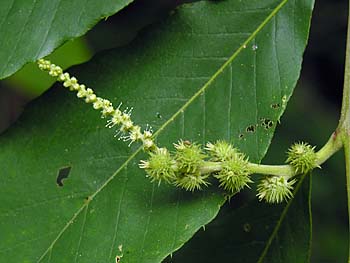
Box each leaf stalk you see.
[340,0,350,261]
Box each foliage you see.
[2,0,350,262]
[0,0,133,80]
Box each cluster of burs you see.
[38,59,318,204]
[140,139,317,203]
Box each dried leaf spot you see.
[271,103,280,109]
[260,118,274,130]
[246,125,255,133]
[56,166,71,187]
[115,244,123,263]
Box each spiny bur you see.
[174,140,206,174]
[206,141,252,193]
[173,140,209,191]
[139,148,176,184]
[205,140,238,161]
[286,142,318,174]
[257,176,296,203]
[215,152,252,193]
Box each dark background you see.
[0,0,348,262]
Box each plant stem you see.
[247,163,294,177]
[345,142,350,263]
[340,1,350,261]
[339,0,350,133]
[315,132,343,166]
[199,132,344,178]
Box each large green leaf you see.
[0,0,133,80]
[0,0,314,262]
[165,174,312,262]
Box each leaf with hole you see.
[0,0,314,262]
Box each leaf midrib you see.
[37,0,289,261]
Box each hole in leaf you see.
[56,166,71,187]
[156,112,162,119]
[239,134,244,139]
[260,118,274,130]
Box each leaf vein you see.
[139,183,156,261]
[153,0,289,139]
[227,65,233,139]
[2,0,38,75]
[74,204,89,263]
[108,168,128,259]
[273,16,283,99]
[253,39,260,160]
[170,191,181,251]
[35,0,62,59]
[0,0,15,41]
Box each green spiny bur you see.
[215,154,252,193]
[139,148,176,184]
[174,140,206,174]
[257,176,296,204]
[286,142,318,174]
[205,140,238,161]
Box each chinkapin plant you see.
[37,58,342,204]
[0,0,350,262]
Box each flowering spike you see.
[257,176,296,204]
[286,142,318,174]
[37,59,157,152]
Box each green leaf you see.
[0,0,314,262]
[164,174,312,262]
[3,37,92,96]
[0,0,133,80]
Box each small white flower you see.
[49,64,63,77]
[37,58,158,153]
[93,97,104,110]
[58,72,70,82]
[129,126,142,142]
[63,76,77,88]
